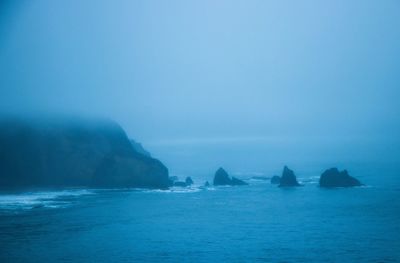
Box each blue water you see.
[0,161,399,262]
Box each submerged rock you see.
[204,181,210,187]
[319,168,362,188]
[279,166,301,187]
[213,167,248,186]
[0,116,169,189]
[270,175,281,184]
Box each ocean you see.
[0,139,399,262]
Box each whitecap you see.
[142,186,203,194]
[298,177,320,184]
[0,189,95,212]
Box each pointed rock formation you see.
[185,177,194,186]
[213,168,231,185]
[279,166,301,187]
[213,167,248,186]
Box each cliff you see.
[130,139,151,157]
[0,116,169,189]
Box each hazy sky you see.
[1,0,399,144]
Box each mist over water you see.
[146,135,400,186]
[1,1,399,180]
[1,1,400,262]
[1,0,400,141]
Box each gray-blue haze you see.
[1,0,399,174]
[0,1,399,262]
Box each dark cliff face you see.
[0,117,169,189]
[130,139,151,157]
[319,168,362,188]
[278,166,301,187]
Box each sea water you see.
[0,140,399,262]
[0,173,399,262]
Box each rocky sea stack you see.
[185,177,194,186]
[172,176,194,187]
[319,168,362,188]
[213,167,247,186]
[279,166,301,187]
[0,116,169,189]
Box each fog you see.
[1,0,399,175]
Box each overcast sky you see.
[1,0,399,144]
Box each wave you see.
[248,177,270,182]
[143,187,203,194]
[298,176,320,184]
[233,171,265,176]
[0,189,94,213]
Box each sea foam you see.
[0,189,94,212]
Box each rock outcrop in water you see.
[185,177,194,186]
[270,175,281,184]
[319,168,362,188]
[278,166,301,187]
[168,176,178,185]
[172,177,194,187]
[213,167,248,186]
[0,116,169,189]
